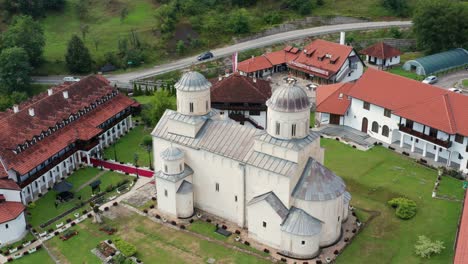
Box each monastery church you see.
[151,71,351,258]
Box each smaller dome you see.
[175,71,212,92]
[267,85,311,112]
[160,147,184,161]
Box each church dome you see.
[175,71,212,92]
[160,147,184,161]
[267,85,311,113]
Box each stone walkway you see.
[315,124,376,150]
[1,240,42,263]
[98,176,153,211]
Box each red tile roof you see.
[0,201,24,224]
[455,192,468,264]
[0,179,20,191]
[237,55,272,73]
[264,49,300,66]
[360,42,401,59]
[316,83,354,115]
[210,73,272,104]
[288,39,353,79]
[343,69,468,136]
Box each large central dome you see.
[267,85,311,112]
[175,71,212,92]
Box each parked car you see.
[448,88,462,93]
[422,76,438,84]
[63,76,80,82]
[197,51,214,61]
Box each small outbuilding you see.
[360,42,401,69]
[402,48,468,76]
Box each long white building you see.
[0,179,26,246]
[316,69,468,173]
[152,71,351,258]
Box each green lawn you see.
[310,111,315,127]
[45,210,270,264]
[104,125,152,168]
[11,249,55,264]
[388,66,424,81]
[131,95,153,105]
[463,79,468,88]
[321,139,463,263]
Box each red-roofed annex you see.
[360,42,401,68]
[317,69,468,173]
[0,75,140,204]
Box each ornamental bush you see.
[114,238,137,257]
[414,235,445,258]
[388,197,417,220]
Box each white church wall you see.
[0,212,26,246]
[162,159,184,175]
[246,166,291,209]
[156,178,178,217]
[280,231,320,259]
[0,189,21,202]
[177,89,211,116]
[293,194,344,247]
[176,191,194,218]
[247,200,283,249]
[266,109,310,141]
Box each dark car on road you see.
[197,51,214,61]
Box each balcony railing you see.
[399,125,451,148]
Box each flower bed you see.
[60,230,78,241]
[97,242,116,258]
[99,226,117,235]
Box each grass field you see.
[11,249,55,264]
[463,79,468,88]
[104,125,153,167]
[45,209,270,264]
[388,67,423,81]
[321,139,463,263]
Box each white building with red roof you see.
[317,69,468,172]
[237,39,364,84]
[0,75,140,205]
[0,179,26,246]
[360,42,401,68]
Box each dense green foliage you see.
[114,238,137,257]
[0,47,31,100]
[2,0,65,18]
[1,15,45,66]
[65,35,92,73]
[382,0,409,16]
[388,197,417,220]
[141,90,176,127]
[413,0,468,53]
[414,235,445,258]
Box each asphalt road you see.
[435,70,468,89]
[32,20,412,86]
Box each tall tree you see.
[228,9,251,34]
[154,4,177,34]
[0,47,32,94]
[1,15,45,66]
[65,35,92,73]
[413,0,468,53]
[141,90,176,127]
[382,0,409,17]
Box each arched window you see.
[189,102,194,113]
[371,121,379,133]
[291,124,296,137]
[275,122,280,135]
[382,125,389,137]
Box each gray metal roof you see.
[292,158,346,201]
[281,207,322,236]
[152,109,302,177]
[175,71,212,92]
[266,85,311,113]
[248,191,289,220]
[160,146,184,161]
[403,48,468,75]
[176,180,193,194]
[167,109,217,125]
[155,164,194,182]
[255,130,320,151]
[344,191,352,203]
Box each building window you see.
[291,124,296,137]
[249,110,260,116]
[405,120,414,129]
[301,240,305,245]
[338,216,340,222]
[275,122,280,135]
[5,224,8,229]
[455,134,464,144]
[371,121,379,133]
[164,189,168,197]
[206,101,209,111]
[384,108,391,118]
[189,102,194,113]
[262,221,267,228]
[429,127,437,137]
[235,195,238,202]
[215,183,219,192]
[382,125,389,137]
[164,165,168,173]
[363,101,370,110]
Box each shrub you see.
[152,197,156,201]
[263,248,270,253]
[155,214,161,219]
[316,261,322,264]
[36,245,42,250]
[54,231,59,236]
[7,258,13,262]
[82,209,88,214]
[143,209,148,214]
[334,250,339,255]
[149,205,155,209]
[206,219,211,223]
[180,225,186,229]
[48,228,54,233]
[71,222,76,226]
[87,213,92,218]
[244,241,250,246]
[105,185,114,193]
[189,219,194,223]
[66,218,72,223]
[171,221,177,226]
[104,207,110,211]
[113,202,118,206]
[235,230,241,235]
[23,251,29,255]
[27,202,37,209]
[414,235,445,258]
[281,258,287,262]
[388,197,417,220]
[114,238,137,257]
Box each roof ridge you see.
[443,93,457,133]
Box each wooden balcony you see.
[399,125,451,148]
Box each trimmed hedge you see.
[388,197,417,220]
[114,238,137,257]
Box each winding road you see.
[33,21,412,86]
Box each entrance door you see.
[330,114,340,125]
[361,117,368,133]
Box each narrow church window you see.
[206,101,209,111]
[215,183,219,192]
[5,224,8,229]
[164,189,168,197]
[189,102,194,113]
[179,164,182,171]
[292,124,297,137]
[275,122,280,135]
[164,165,168,173]
[262,221,267,228]
[235,195,238,202]
[338,216,340,222]
[301,240,305,245]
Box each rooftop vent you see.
[28,108,35,117]
[13,105,19,113]
[47,88,53,96]
[63,91,69,99]
[338,93,343,99]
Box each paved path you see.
[90,158,153,177]
[435,70,468,89]
[32,21,411,86]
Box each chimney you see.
[63,91,69,99]
[218,75,222,81]
[340,32,346,45]
[47,88,53,96]
[13,105,19,113]
[28,108,35,117]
